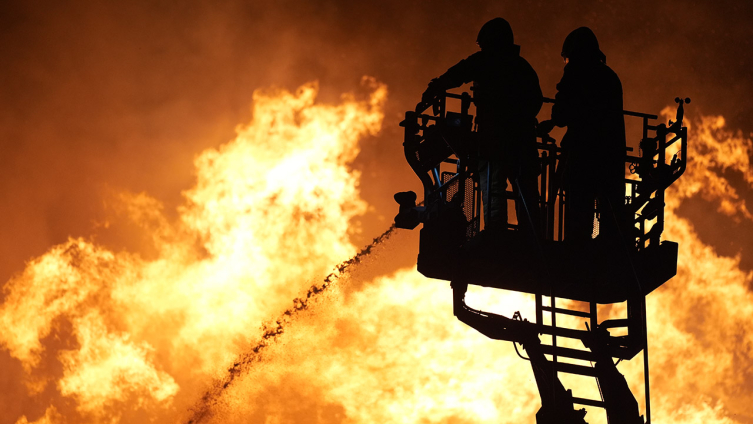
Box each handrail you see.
[543,96,658,119]
[400,90,688,250]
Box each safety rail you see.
[399,91,689,424]
[400,92,688,251]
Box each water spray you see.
[186,223,398,423]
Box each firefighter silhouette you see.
[396,21,690,424]
[421,18,543,235]
[539,27,627,243]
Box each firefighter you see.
[539,27,627,243]
[421,18,543,236]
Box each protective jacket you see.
[428,45,543,165]
[552,58,626,241]
[552,59,626,179]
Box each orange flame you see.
[3,85,753,424]
[1,78,387,422]
[189,109,753,424]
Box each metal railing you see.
[400,92,689,251]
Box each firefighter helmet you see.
[476,18,514,51]
[561,27,606,63]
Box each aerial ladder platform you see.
[394,91,690,423]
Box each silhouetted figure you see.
[539,27,627,243]
[421,18,543,235]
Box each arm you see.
[551,66,574,128]
[521,59,544,120]
[538,65,579,139]
[422,53,479,103]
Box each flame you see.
[190,109,753,424]
[0,78,387,422]
[2,80,753,424]
[195,267,542,423]
[14,406,63,424]
[643,110,753,422]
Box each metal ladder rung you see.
[538,324,590,340]
[540,344,595,362]
[541,305,591,318]
[600,318,631,329]
[537,296,611,414]
[553,362,599,377]
[572,397,605,408]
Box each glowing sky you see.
[1,2,752,423]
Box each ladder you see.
[534,293,651,423]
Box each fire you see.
[14,406,62,424]
[662,111,753,218]
[643,110,753,423]
[193,267,542,423]
[2,79,753,424]
[1,78,387,423]
[188,109,753,424]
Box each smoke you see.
[1,1,752,423]
[1,79,388,423]
[181,111,753,424]
[2,0,751,283]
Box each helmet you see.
[476,18,514,51]
[561,27,606,63]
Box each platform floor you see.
[418,229,677,304]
